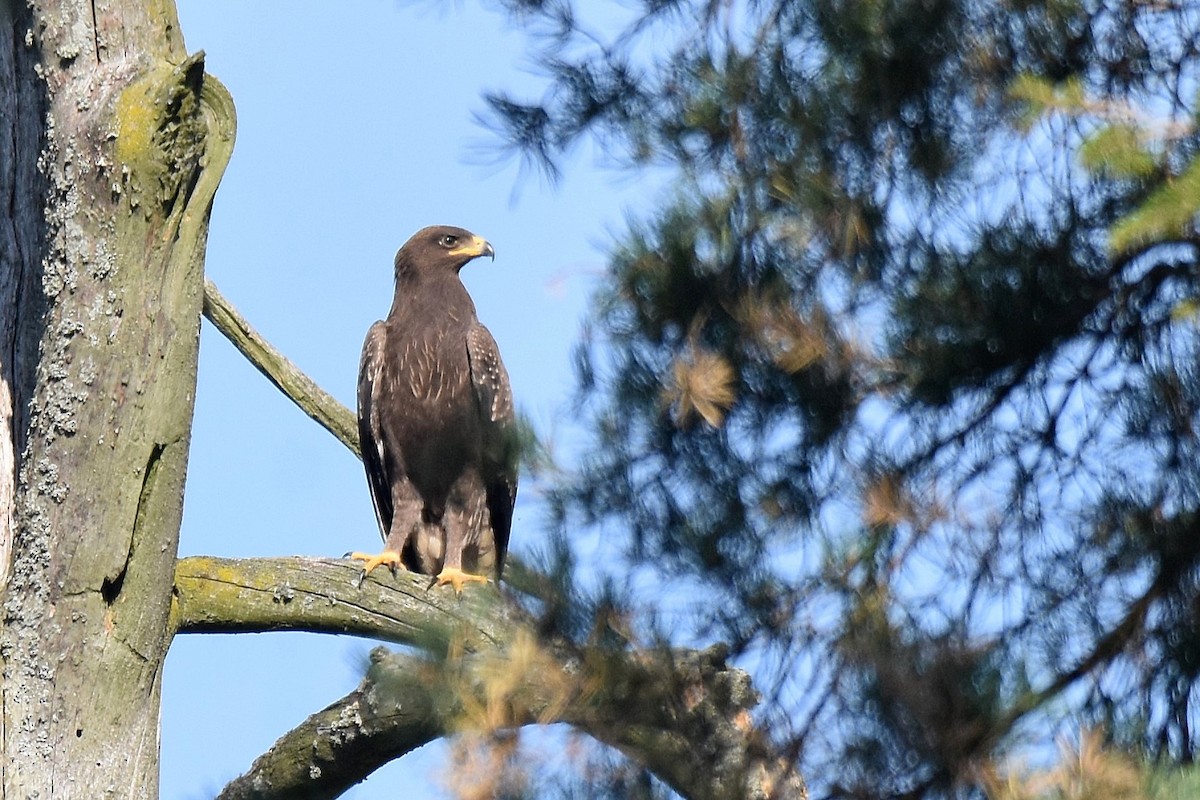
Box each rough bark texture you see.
[0,2,234,796]
[172,555,516,654]
[217,647,445,800]
[0,1,46,591]
[213,643,807,800]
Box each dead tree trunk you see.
[0,2,233,796]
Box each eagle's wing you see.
[467,322,518,576]
[358,321,392,541]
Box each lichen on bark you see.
[0,3,235,796]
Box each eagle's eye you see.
[439,234,459,248]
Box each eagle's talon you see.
[435,566,489,595]
[349,550,405,582]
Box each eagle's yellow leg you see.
[349,550,405,577]
[435,566,489,594]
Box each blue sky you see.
[163,3,655,797]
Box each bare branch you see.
[201,280,360,456]
[171,555,516,654]
[215,647,445,800]
[215,634,807,800]
[565,645,809,800]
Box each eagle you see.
[351,225,517,592]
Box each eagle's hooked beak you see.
[450,235,494,262]
[478,238,495,261]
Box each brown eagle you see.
[351,225,517,592]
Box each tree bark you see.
[212,642,808,800]
[0,2,234,796]
[171,555,516,653]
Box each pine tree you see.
[483,1,1200,795]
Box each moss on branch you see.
[171,555,515,654]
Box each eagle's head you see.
[394,225,495,279]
